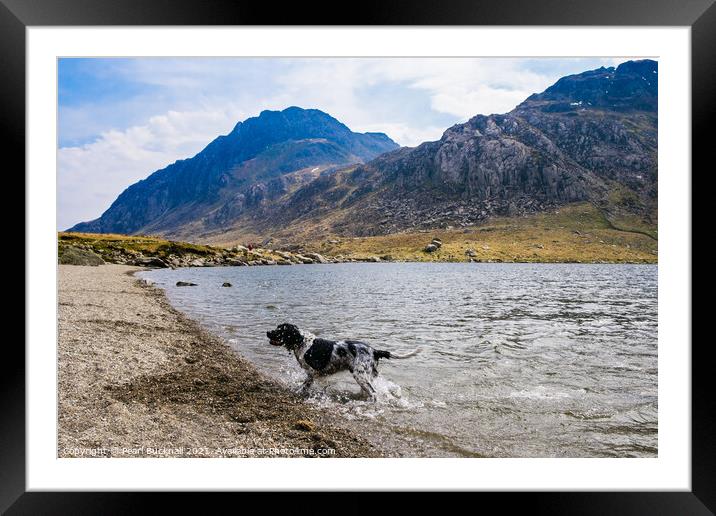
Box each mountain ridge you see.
[69,60,657,244]
[69,107,399,234]
[222,59,656,241]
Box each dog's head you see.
[266,323,303,350]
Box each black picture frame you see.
[6,0,711,512]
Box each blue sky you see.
[58,57,629,230]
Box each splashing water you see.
[141,262,658,457]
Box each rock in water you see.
[304,252,328,264]
[176,281,198,287]
[133,256,169,268]
[221,282,232,287]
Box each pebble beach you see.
[57,264,380,458]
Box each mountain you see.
[70,60,657,243]
[212,60,657,240]
[68,107,399,235]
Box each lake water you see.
[139,262,658,457]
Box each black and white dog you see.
[266,323,419,399]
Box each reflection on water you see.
[140,262,657,457]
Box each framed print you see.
[7,0,712,511]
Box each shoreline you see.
[58,264,381,458]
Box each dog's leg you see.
[352,361,377,401]
[353,373,377,401]
[299,374,314,396]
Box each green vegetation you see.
[59,232,300,266]
[59,202,657,266]
[59,232,216,257]
[58,245,104,266]
[302,203,657,264]
[599,187,658,240]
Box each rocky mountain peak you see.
[68,107,399,235]
[518,58,657,113]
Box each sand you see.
[57,264,380,458]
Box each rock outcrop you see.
[267,60,657,237]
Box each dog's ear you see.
[283,324,303,349]
[279,323,297,336]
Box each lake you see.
[139,262,658,457]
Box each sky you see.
[58,57,629,231]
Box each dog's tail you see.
[375,347,423,360]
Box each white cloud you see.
[58,107,247,230]
[356,122,447,148]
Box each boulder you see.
[58,246,104,266]
[133,256,169,268]
[304,252,327,264]
[465,248,477,257]
[424,244,439,253]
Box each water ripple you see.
[140,262,657,457]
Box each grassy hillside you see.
[282,203,658,263]
[291,203,657,264]
[198,202,657,264]
[60,202,657,265]
[58,232,307,267]
[60,232,216,256]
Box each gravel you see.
[57,264,379,458]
